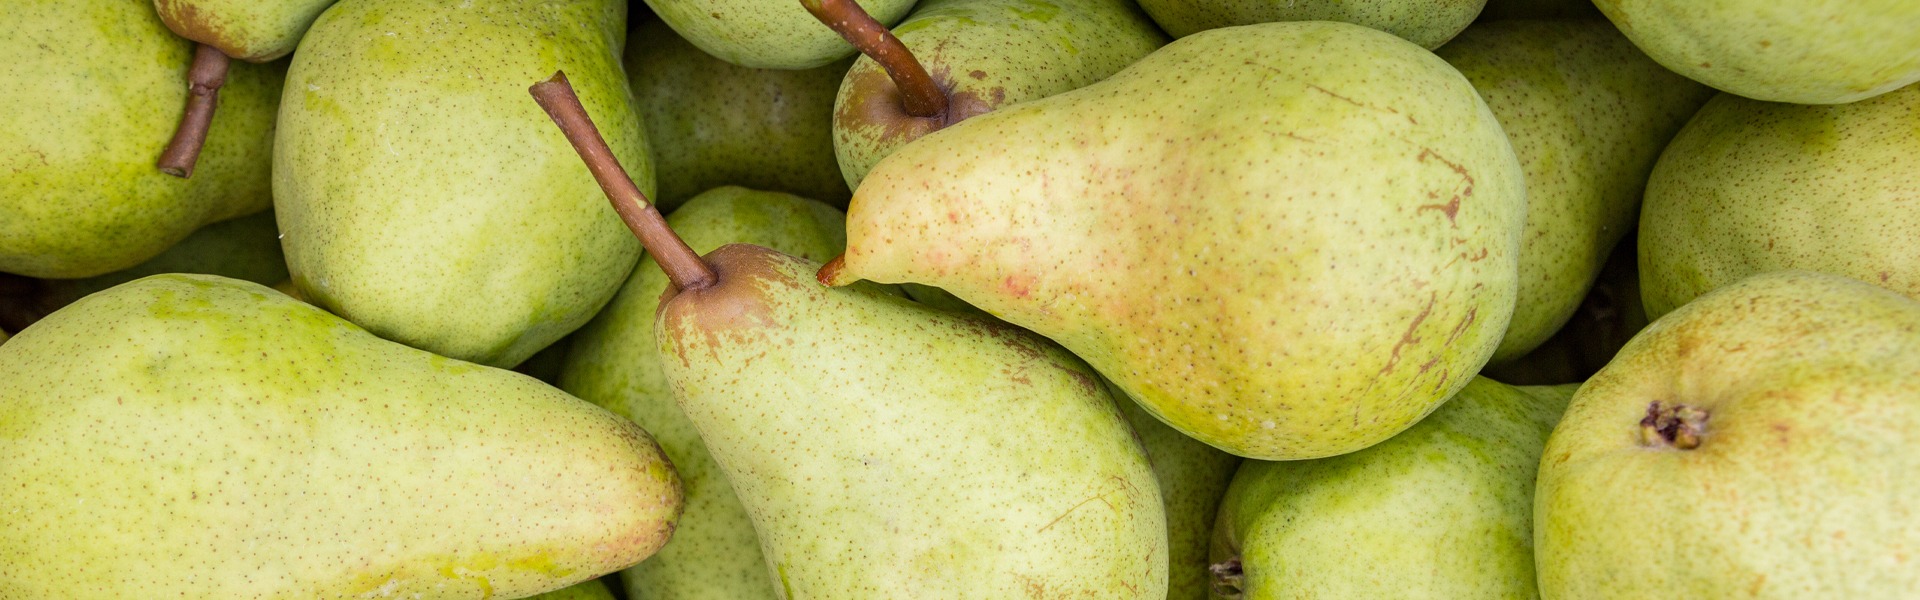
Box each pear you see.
[12,211,289,329]
[1435,19,1711,365]
[531,74,1166,599]
[1134,0,1485,49]
[560,186,847,600]
[826,21,1528,460]
[1210,377,1573,599]
[527,578,617,600]
[627,19,852,210]
[0,0,281,278]
[275,0,648,368]
[1485,235,1648,386]
[154,0,338,61]
[644,0,915,69]
[0,274,682,599]
[1594,0,1920,104]
[1111,382,1239,600]
[1535,270,1920,597]
[826,0,1167,189]
[1639,85,1919,320]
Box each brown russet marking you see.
[1414,147,1474,223]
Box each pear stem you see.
[528,71,716,291]
[801,0,947,118]
[157,44,230,179]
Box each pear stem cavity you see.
[157,43,230,179]
[801,0,948,118]
[1639,401,1708,450]
[529,71,716,291]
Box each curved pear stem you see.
[801,0,948,118]
[157,44,231,178]
[529,72,716,292]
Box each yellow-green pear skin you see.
[1535,271,1920,598]
[1135,0,1486,49]
[1485,236,1649,386]
[526,578,618,600]
[560,187,848,600]
[1437,20,1711,365]
[830,22,1528,460]
[627,19,851,210]
[1210,378,1572,599]
[275,0,648,369]
[831,0,1167,189]
[0,274,682,599]
[23,211,289,325]
[1,0,282,279]
[1639,85,1920,321]
[643,0,916,69]
[1592,0,1920,104]
[659,245,1167,599]
[1112,383,1239,600]
[154,0,340,61]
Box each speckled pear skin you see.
[0,0,282,279]
[1437,20,1711,365]
[831,21,1527,460]
[275,0,648,369]
[658,245,1167,599]
[1592,0,1920,104]
[831,0,1167,190]
[1210,378,1571,600]
[154,0,340,61]
[627,19,851,211]
[0,274,682,599]
[27,211,289,324]
[525,578,618,600]
[560,187,847,600]
[1135,0,1485,49]
[1110,381,1239,600]
[1638,86,1920,321]
[1535,271,1920,598]
[643,0,915,69]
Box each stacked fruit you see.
[2,0,1916,598]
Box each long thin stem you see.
[801,0,948,118]
[157,44,231,178]
[528,71,716,291]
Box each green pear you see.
[16,211,289,327]
[1592,0,1920,104]
[527,578,618,600]
[0,0,281,279]
[644,0,916,69]
[829,0,1167,189]
[1535,270,1920,597]
[1210,377,1573,599]
[826,21,1527,460]
[1476,0,1599,20]
[1134,0,1486,49]
[627,19,851,210]
[154,0,340,61]
[1436,19,1711,365]
[276,0,648,368]
[560,186,847,600]
[1112,382,1239,600]
[1484,235,1648,386]
[0,274,682,598]
[1639,85,1920,321]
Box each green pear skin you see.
[527,578,618,600]
[1134,0,1486,49]
[24,211,289,325]
[1436,19,1711,365]
[1112,383,1240,600]
[1592,0,1920,104]
[154,0,340,61]
[627,19,851,210]
[275,0,649,368]
[830,22,1527,460]
[1210,378,1572,599]
[560,187,848,600]
[831,0,1167,189]
[659,245,1167,599]
[643,0,916,69]
[0,274,682,599]
[1639,85,1920,321]
[1485,236,1648,386]
[1,0,282,279]
[1536,271,1920,598]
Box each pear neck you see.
[801,0,948,118]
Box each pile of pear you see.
[2,0,1918,599]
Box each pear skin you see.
[526,578,618,600]
[1485,235,1649,386]
[643,0,916,69]
[25,211,290,325]
[154,0,340,61]
[1135,0,1486,48]
[828,21,1527,460]
[1111,382,1240,600]
[0,274,682,598]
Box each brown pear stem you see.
[528,71,716,292]
[801,0,947,118]
[157,44,231,178]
